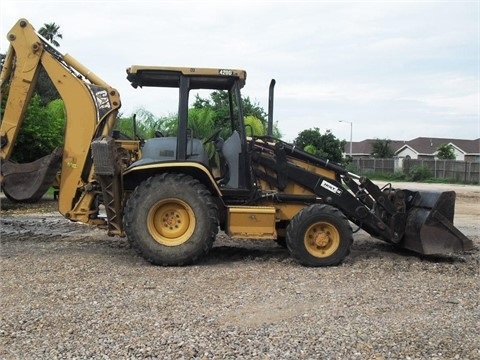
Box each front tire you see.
[124,173,218,266]
[286,204,352,267]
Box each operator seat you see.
[221,130,241,188]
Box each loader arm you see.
[251,137,474,255]
[0,19,122,223]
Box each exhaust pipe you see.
[267,79,275,136]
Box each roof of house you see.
[346,139,407,155]
[447,138,480,154]
[345,137,480,156]
[402,137,480,155]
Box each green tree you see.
[244,115,266,137]
[0,79,7,121]
[115,108,175,140]
[38,22,63,47]
[46,98,66,121]
[192,90,280,136]
[193,91,232,128]
[11,95,65,163]
[36,22,63,104]
[294,128,344,163]
[242,96,267,123]
[36,69,60,105]
[188,108,216,139]
[0,52,5,71]
[371,139,394,158]
[436,144,456,159]
[303,144,317,155]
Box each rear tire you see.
[124,173,218,266]
[286,204,352,267]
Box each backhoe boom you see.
[1,19,122,221]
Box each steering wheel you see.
[154,130,164,138]
[203,128,222,144]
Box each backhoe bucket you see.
[1,147,63,203]
[401,190,473,255]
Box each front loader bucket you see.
[1,147,63,203]
[401,190,473,255]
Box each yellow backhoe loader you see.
[0,19,473,266]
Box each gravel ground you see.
[0,183,479,359]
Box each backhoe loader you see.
[0,19,473,266]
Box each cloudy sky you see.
[1,1,479,142]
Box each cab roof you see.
[126,65,246,90]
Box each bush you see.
[409,166,432,182]
[364,171,407,182]
[11,95,65,163]
[344,163,358,174]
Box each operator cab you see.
[126,66,252,191]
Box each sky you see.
[1,0,479,143]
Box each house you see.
[344,139,405,158]
[344,137,480,162]
[396,137,480,161]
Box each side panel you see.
[227,206,277,239]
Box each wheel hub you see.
[163,211,181,229]
[147,199,195,246]
[314,232,330,248]
[304,222,340,258]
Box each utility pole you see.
[339,120,353,158]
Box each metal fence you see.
[351,158,480,184]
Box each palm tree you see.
[38,22,63,47]
[36,23,63,102]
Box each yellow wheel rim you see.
[147,198,195,246]
[304,221,340,258]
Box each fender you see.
[123,161,222,197]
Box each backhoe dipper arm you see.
[1,19,121,222]
[0,38,40,161]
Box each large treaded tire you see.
[124,173,218,266]
[286,204,353,267]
